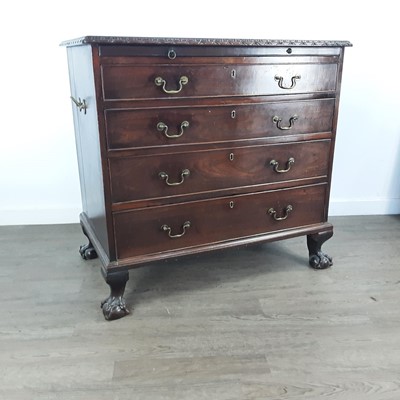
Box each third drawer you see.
[109,139,331,203]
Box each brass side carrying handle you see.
[274,75,301,89]
[161,221,191,238]
[272,115,298,130]
[270,157,295,173]
[159,169,190,186]
[268,205,293,221]
[154,75,189,94]
[157,121,189,138]
[70,96,87,114]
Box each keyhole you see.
[229,153,234,161]
[231,110,236,119]
[231,69,236,78]
[229,201,235,209]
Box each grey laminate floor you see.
[0,216,399,399]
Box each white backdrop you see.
[0,0,399,225]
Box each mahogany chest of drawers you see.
[62,36,351,320]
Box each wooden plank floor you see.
[0,216,399,399]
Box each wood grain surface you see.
[109,141,330,203]
[101,61,338,101]
[105,98,334,150]
[113,184,327,259]
[1,215,399,399]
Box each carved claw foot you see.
[101,295,129,321]
[79,243,98,260]
[79,221,98,260]
[101,270,130,321]
[307,230,333,270]
[309,251,333,269]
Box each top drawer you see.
[101,60,338,101]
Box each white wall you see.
[0,0,399,225]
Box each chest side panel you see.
[67,45,111,258]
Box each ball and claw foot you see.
[307,231,333,270]
[79,243,98,260]
[101,270,130,321]
[309,251,333,269]
[101,296,130,321]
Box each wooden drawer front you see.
[114,184,326,259]
[101,63,337,100]
[109,140,330,203]
[106,98,334,149]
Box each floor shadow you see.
[125,238,309,305]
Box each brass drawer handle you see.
[154,75,189,94]
[274,74,301,89]
[270,157,295,173]
[272,115,298,130]
[159,169,190,186]
[268,205,293,221]
[157,121,189,138]
[70,96,87,114]
[161,221,191,238]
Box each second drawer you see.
[109,140,330,203]
[105,98,335,150]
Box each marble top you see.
[61,36,352,48]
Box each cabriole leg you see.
[307,231,333,269]
[101,270,130,321]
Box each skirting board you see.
[329,198,400,216]
[0,199,399,225]
[0,206,81,226]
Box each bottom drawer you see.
[114,184,327,259]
